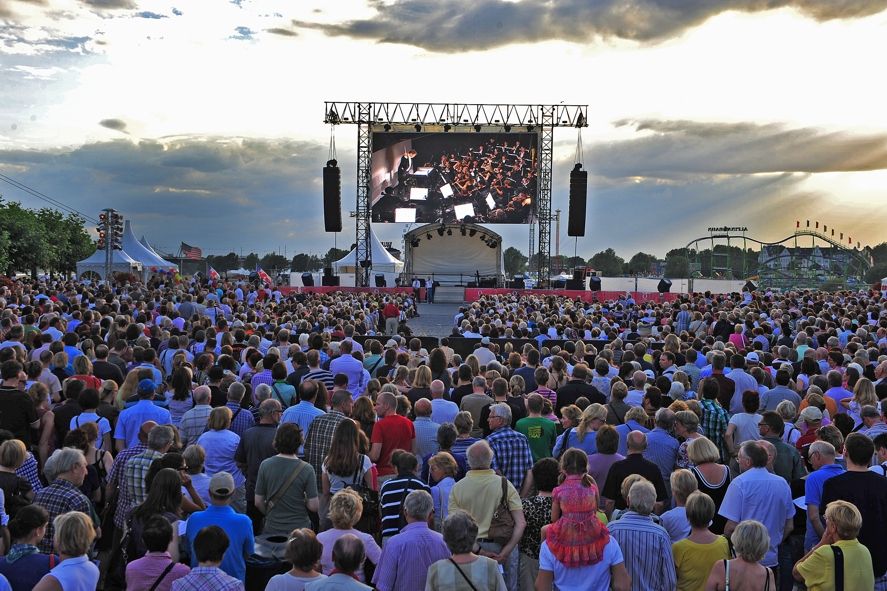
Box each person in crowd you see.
[69,387,113,451]
[552,403,608,457]
[430,379,458,425]
[0,504,54,589]
[485,402,534,491]
[793,499,874,591]
[602,431,667,514]
[32,511,99,591]
[449,440,525,590]
[196,407,246,512]
[184,472,254,581]
[608,479,676,590]
[306,534,370,590]
[672,491,730,591]
[674,410,704,469]
[304,390,353,490]
[34,448,96,554]
[687,437,731,534]
[265,528,327,591]
[178,385,213,447]
[316,489,380,582]
[165,367,194,427]
[181,444,212,506]
[173,526,244,591]
[321,418,374,526]
[724,391,762,460]
[428,451,458,528]
[114,379,171,451]
[459,376,493,438]
[698,378,729,462]
[515,393,557,462]
[426,510,507,591]
[804,440,845,552]
[125,514,191,591]
[370,391,416,482]
[413,398,441,461]
[757,411,805,483]
[643,408,680,497]
[0,439,35,517]
[234,398,281,528]
[281,380,326,452]
[704,520,776,590]
[126,467,185,563]
[379,450,429,540]
[255,423,318,534]
[518,458,557,590]
[660,468,697,542]
[224,382,255,437]
[373,490,449,591]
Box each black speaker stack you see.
[323,160,342,233]
[567,163,588,237]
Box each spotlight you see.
[474,124,482,133]
[488,241,497,249]
[504,124,511,133]
[410,238,420,247]
[447,228,452,236]
[383,124,391,132]
[426,233,432,240]
[437,227,445,237]
[414,124,421,132]
[460,226,467,236]
[444,124,452,132]
[469,229,477,237]
[526,125,535,132]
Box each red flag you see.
[208,267,220,281]
[257,267,272,286]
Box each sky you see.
[1,0,886,263]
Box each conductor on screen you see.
[371,132,537,224]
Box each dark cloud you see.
[230,26,254,41]
[80,0,136,8]
[593,120,887,180]
[293,0,887,52]
[99,118,127,133]
[266,27,297,37]
[172,7,182,16]
[135,10,166,19]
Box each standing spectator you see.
[124,425,174,510]
[804,440,845,552]
[724,391,762,461]
[234,398,281,529]
[674,410,704,469]
[321,419,374,521]
[373,490,450,591]
[687,437,731,534]
[821,432,887,587]
[0,361,39,448]
[0,505,54,589]
[459,377,492,438]
[552,403,608,457]
[449,441,525,590]
[114,379,171,451]
[515,393,557,461]
[184,474,254,581]
[304,390,352,491]
[255,423,318,535]
[224,382,255,437]
[165,367,194,427]
[757,411,805,483]
[608,480,677,591]
[69,388,112,451]
[793,499,874,591]
[704,520,776,590]
[265,528,327,591]
[698,378,729,462]
[602,431,668,514]
[197,407,246,512]
[379,451,429,540]
[426,511,507,591]
[316,490,381,582]
[125,515,191,591]
[486,403,534,491]
[32,512,99,591]
[178,385,212,447]
[643,408,680,498]
[182,445,212,507]
[518,458,557,590]
[174,526,244,591]
[718,441,794,571]
[281,380,326,455]
[725,355,757,414]
[370,391,416,483]
[429,379,458,425]
[614,407,651,457]
[672,491,730,591]
[660,469,697,542]
[413,398,441,462]
[306,534,370,591]
[428,452,457,528]
[761,368,802,412]
[34,448,96,553]
[555,364,604,413]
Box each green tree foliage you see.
[588,249,624,277]
[625,252,658,275]
[290,253,323,272]
[259,252,289,271]
[870,242,887,266]
[322,248,349,267]
[0,200,63,277]
[206,252,240,271]
[34,208,94,275]
[503,247,528,276]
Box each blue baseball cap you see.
[137,379,157,394]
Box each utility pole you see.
[97,208,122,283]
[554,209,561,273]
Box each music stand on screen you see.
[454,203,475,221]
[394,208,417,223]
[410,188,429,201]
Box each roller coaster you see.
[685,228,873,290]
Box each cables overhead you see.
[0,172,101,224]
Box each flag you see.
[208,267,220,281]
[180,242,202,259]
[257,266,272,286]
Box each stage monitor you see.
[394,208,417,223]
[370,131,538,224]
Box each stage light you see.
[488,241,497,249]
[383,124,391,132]
[444,124,452,132]
[439,183,454,198]
[469,229,477,237]
[426,233,432,240]
[504,124,511,133]
[454,203,476,220]
[409,188,428,201]
[526,125,535,132]
[460,226,467,236]
[394,208,417,223]
[411,238,420,247]
[414,124,421,132]
[474,124,482,133]
[437,227,445,237]
[447,228,452,236]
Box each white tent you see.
[76,249,143,281]
[123,221,178,279]
[228,268,251,277]
[332,227,404,274]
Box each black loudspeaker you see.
[512,278,525,289]
[301,273,314,287]
[552,279,567,289]
[588,276,602,291]
[375,275,386,288]
[744,280,757,292]
[567,163,588,237]
[324,267,333,277]
[323,160,342,233]
[467,281,477,288]
[566,279,584,290]
[321,275,340,287]
[572,267,586,282]
[657,278,672,293]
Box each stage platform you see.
[279,286,417,297]
[464,288,680,303]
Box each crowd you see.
[0,276,883,590]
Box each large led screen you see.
[370,132,538,224]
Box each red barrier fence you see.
[464,288,680,304]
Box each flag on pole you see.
[208,267,220,281]
[180,242,202,259]
[257,267,272,286]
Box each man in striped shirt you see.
[303,350,335,391]
[608,479,676,591]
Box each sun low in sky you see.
[1,0,886,260]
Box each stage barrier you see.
[464,288,679,304]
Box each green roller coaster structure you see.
[685,230,872,291]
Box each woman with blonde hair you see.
[842,377,877,428]
[465,354,481,378]
[33,511,99,591]
[407,365,432,405]
[673,491,730,591]
[553,403,608,456]
[116,370,141,409]
[315,490,381,582]
[705,520,775,590]
[196,406,246,511]
[687,437,731,534]
[392,365,411,395]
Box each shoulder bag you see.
[831,545,844,591]
[266,460,306,513]
[148,562,176,591]
[449,558,479,591]
[556,427,573,459]
[487,476,515,546]
[346,455,380,536]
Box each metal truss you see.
[325,102,588,287]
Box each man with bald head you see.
[370,391,416,483]
[625,370,649,407]
[312,534,371,590]
[429,379,458,424]
[412,398,441,465]
[601,430,668,515]
[180,385,213,447]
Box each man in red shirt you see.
[382,299,400,335]
[370,391,416,483]
[796,406,823,452]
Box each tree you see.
[589,248,624,277]
[243,253,259,270]
[626,252,658,276]
[565,256,586,270]
[322,248,349,267]
[665,255,689,277]
[503,247,527,276]
[259,252,289,271]
[0,200,51,277]
[207,252,240,271]
[290,253,323,272]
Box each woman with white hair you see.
[426,510,506,590]
[704,520,775,590]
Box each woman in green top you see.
[672,491,729,591]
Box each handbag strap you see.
[831,545,844,591]
[267,459,306,511]
[449,558,479,591]
[148,561,176,591]
[271,383,288,408]
[498,476,508,509]
[352,454,365,484]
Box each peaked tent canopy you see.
[123,221,178,278]
[76,249,143,281]
[332,227,404,274]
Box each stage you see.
[464,288,680,304]
[279,286,418,297]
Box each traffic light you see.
[109,210,123,249]
[96,227,106,250]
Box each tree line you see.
[205,247,350,274]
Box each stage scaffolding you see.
[324,102,588,287]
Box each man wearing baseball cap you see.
[113,379,171,451]
[185,471,255,581]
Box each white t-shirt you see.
[321,455,372,494]
[265,572,327,591]
[728,413,763,446]
[538,538,624,591]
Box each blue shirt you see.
[615,421,650,456]
[608,511,676,591]
[804,463,845,550]
[552,428,598,458]
[430,399,458,425]
[718,467,794,567]
[372,522,450,591]
[328,354,367,399]
[196,430,245,487]
[114,400,172,448]
[185,505,254,580]
[643,428,680,489]
[726,369,759,414]
[281,402,326,455]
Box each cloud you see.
[134,11,166,19]
[292,0,887,52]
[592,120,887,180]
[266,26,297,37]
[230,26,253,41]
[99,118,127,133]
[171,7,182,16]
[80,0,136,9]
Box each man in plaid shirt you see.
[225,382,255,437]
[107,421,155,529]
[699,378,730,462]
[124,425,174,510]
[303,389,352,489]
[180,386,213,446]
[35,448,95,553]
[172,525,244,591]
[485,403,534,490]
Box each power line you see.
[0,172,101,224]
